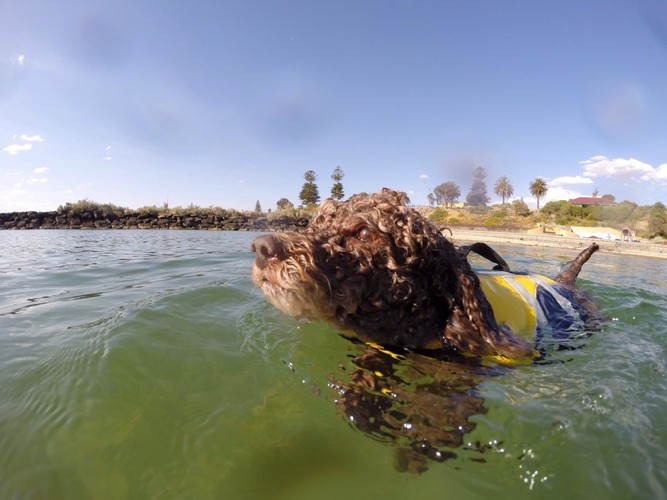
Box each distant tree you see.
[541,200,570,217]
[529,177,548,210]
[466,166,490,206]
[648,201,667,238]
[494,176,514,205]
[426,192,435,207]
[592,188,600,198]
[254,200,262,213]
[330,166,345,200]
[400,191,411,205]
[299,170,320,206]
[601,194,616,202]
[596,200,637,225]
[511,198,530,216]
[276,198,294,211]
[433,181,461,207]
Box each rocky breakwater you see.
[0,209,310,232]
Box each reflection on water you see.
[0,231,666,498]
[329,342,494,473]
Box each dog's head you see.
[252,188,533,358]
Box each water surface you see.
[1,231,665,498]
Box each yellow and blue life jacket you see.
[460,242,590,346]
[477,270,589,345]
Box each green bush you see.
[267,206,312,220]
[467,205,490,215]
[648,202,667,238]
[540,200,568,216]
[511,199,530,216]
[484,211,506,227]
[58,199,127,214]
[136,205,161,216]
[428,208,448,224]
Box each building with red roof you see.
[568,196,617,207]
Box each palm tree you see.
[494,176,514,205]
[529,178,548,210]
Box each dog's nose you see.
[251,234,285,269]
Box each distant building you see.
[568,196,616,207]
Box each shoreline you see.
[448,228,667,260]
[2,208,665,260]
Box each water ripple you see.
[0,232,665,498]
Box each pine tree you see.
[465,166,490,206]
[331,166,345,200]
[299,170,320,206]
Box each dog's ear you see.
[436,250,536,361]
[456,273,536,360]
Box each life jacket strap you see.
[460,242,511,272]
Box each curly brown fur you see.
[252,188,535,360]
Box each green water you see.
[1,231,665,499]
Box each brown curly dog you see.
[251,188,598,361]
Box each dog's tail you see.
[554,243,599,286]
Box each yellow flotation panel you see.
[477,271,567,340]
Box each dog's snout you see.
[251,234,285,269]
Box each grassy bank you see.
[421,201,667,241]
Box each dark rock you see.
[0,209,312,232]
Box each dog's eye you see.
[357,228,371,241]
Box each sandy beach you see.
[448,228,667,260]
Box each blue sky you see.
[2,0,667,212]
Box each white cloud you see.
[550,175,594,187]
[34,167,50,174]
[10,54,26,66]
[522,186,585,209]
[419,174,429,180]
[105,145,112,150]
[3,143,33,155]
[103,156,112,161]
[27,177,48,184]
[654,163,667,180]
[3,133,44,155]
[581,156,654,179]
[19,134,43,143]
[544,186,585,202]
[0,184,52,212]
